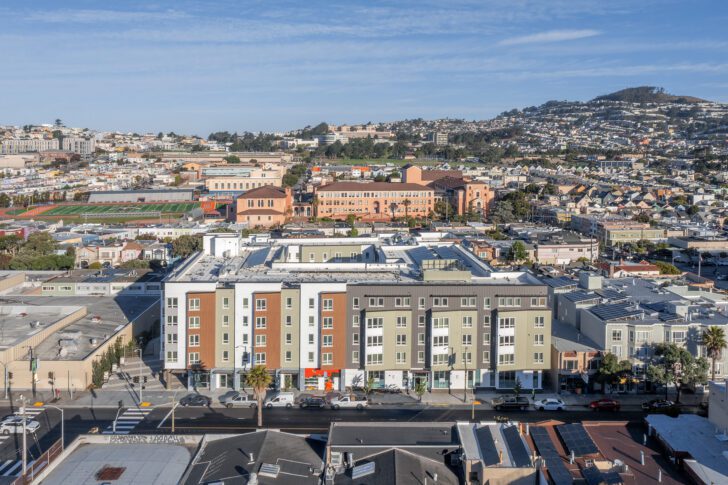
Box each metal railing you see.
[10,438,63,485]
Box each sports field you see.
[42,202,199,216]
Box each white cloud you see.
[498,29,600,46]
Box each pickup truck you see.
[330,395,368,410]
[491,395,529,411]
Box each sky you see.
[1,0,727,135]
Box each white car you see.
[0,416,40,435]
[533,398,565,411]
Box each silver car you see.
[220,391,257,408]
[0,416,40,435]
[532,398,565,411]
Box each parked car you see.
[589,398,620,411]
[641,399,674,411]
[220,391,257,408]
[330,395,368,410]
[533,398,565,411]
[491,396,529,411]
[0,416,40,435]
[264,392,295,408]
[299,396,327,409]
[180,393,212,407]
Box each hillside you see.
[593,86,707,104]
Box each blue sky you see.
[2,0,727,135]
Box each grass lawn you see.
[42,202,199,216]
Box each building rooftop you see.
[0,303,83,350]
[552,321,601,352]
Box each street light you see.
[17,394,27,477]
[463,345,469,403]
[136,348,143,404]
[40,403,64,450]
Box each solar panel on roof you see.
[530,427,573,485]
[502,426,531,467]
[556,424,599,457]
[475,426,500,466]
[351,462,375,480]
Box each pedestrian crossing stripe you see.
[102,407,152,435]
[0,459,36,476]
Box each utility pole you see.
[18,394,27,476]
[137,348,143,404]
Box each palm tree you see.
[245,365,272,427]
[402,199,411,221]
[703,326,727,381]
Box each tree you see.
[633,212,651,223]
[245,365,272,427]
[702,326,727,381]
[402,199,411,220]
[414,380,427,402]
[508,241,528,261]
[597,353,632,387]
[171,235,202,258]
[88,262,103,269]
[224,155,241,164]
[362,376,375,396]
[686,205,700,216]
[513,377,522,397]
[119,259,151,269]
[347,228,359,237]
[647,343,709,402]
[489,200,515,224]
[654,261,682,275]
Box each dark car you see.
[491,396,529,411]
[589,398,620,411]
[641,399,675,411]
[180,393,212,407]
[299,396,327,409]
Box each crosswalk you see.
[0,406,45,477]
[102,407,151,435]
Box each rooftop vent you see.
[258,463,280,478]
[351,462,375,480]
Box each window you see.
[166,351,178,363]
[396,316,407,328]
[322,335,333,347]
[418,351,425,364]
[483,315,491,326]
[462,352,472,364]
[308,298,315,309]
[222,350,229,362]
[352,351,360,363]
[672,331,686,344]
[222,315,229,327]
[285,351,292,363]
[611,345,622,357]
[189,352,200,364]
[433,335,449,347]
[285,333,292,345]
[308,352,314,362]
[462,334,472,346]
[396,352,407,364]
[462,316,473,328]
[322,353,333,365]
[242,298,249,308]
[323,299,333,311]
[189,335,200,347]
[433,317,449,329]
[433,297,449,307]
[243,334,249,345]
[255,352,266,364]
[188,298,200,310]
[255,335,266,347]
[255,316,267,329]
[636,330,650,342]
[396,334,407,346]
[166,297,178,308]
[366,353,383,365]
[483,297,491,309]
[498,317,515,329]
[530,297,547,307]
[367,335,383,347]
[222,333,229,344]
[499,353,515,365]
[395,297,410,307]
[612,330,622,342]
[482,351,490,363]
[166,333,178,344]
[323,317,333,329]
[368,297,385,307]
[461,297,476,307]
[498,297,521,307]
[534,352,544,364]
[534,316,545,328]
[352,333,359,345]
[285,315,292,326]
[418,297,426,309]
[243,316,249,326]
[285,297,292,309]
[308,334,315,345]
[534,334,544,346]
[499,335,515,346]
[352,297,360,309]
[308,316,314,326]
[418,333,425,345]
[188,316,200,329]
[222,297,230,309]
[433,354,449,365]
[418,315,426,327]
[255,299,267,311]
[352,315,360,327]
[166,315,178,325]
[483,333,491,345]
[366,317,383,329]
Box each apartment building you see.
[162,233,551,393]
[62,136,96,157]
[204,166,286,197]
[570,215,665,246]
[314,182,434,220]
[233,185,292,227]
[1,138,60,154]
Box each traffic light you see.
[7,372,12,380]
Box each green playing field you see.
[41,202,200,216]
